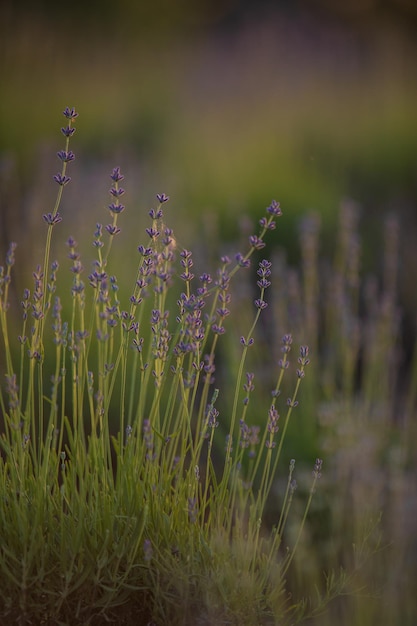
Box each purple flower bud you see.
[258,259,272,273]
[286,398,299,408]
[43,212,63,226]
[105,224,121,236]
[240,336,254,346]
[63,107,78,120]
[138,245,153,256]
[146,227,159,239]
[72,282,85,295]
[266,200,282,216]
[259,216,276,230]
[199,273,212,284]
[110,167,124,182]
[156,193,169,203]
[313,458,323,479]
[68,249,80,261]
[218,291,231,304]
[149,208,163,219]
[61,126,76,137]
[53,173,71,186]
[57,150,75,163]
[109,186,125,197]
[254,299,268,310]
[108,202,125,214]
[70,260,84,274]
[235,253,251,268]
[249,235,266,250]
[256,278,271,289]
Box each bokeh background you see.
[1,1,417,624]
[2,0,416,361]
[1,0,416,272]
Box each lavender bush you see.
[0,109,353,625]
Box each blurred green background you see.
[1,0,416,265]
[1,0,417,376]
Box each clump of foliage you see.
[0,108,348,625]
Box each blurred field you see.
[1,2,416,337]
[1,2,417,624]
[1,3,416,233]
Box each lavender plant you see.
[0,108,350,625]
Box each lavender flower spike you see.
[313,458,323,479]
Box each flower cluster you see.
[254,259,272,310]
[258,199,282,231]
[267,405,280,434]
[278,333,292,370]
[147,204,176,294]
[266,405,280,449]
[313,458,323,479]
[175,270,206,357]
[239,420,260,454]
[0,107,334,626]
[180,249,194,283]
[296,345,310,378]
[151,309,171,364]
[207,404,219,429]
[243,371,255,405]
[67,237,85,297]
[213,261,231,336]
[50,109,78,216]
[106,167,125,236]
